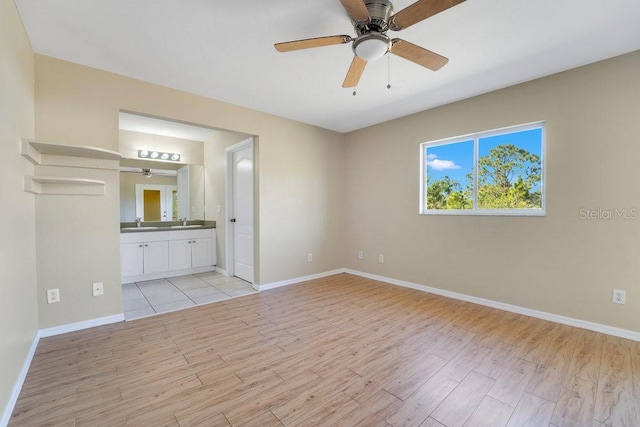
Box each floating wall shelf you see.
[24,176,106,196]
[20,138,121,196]
[20,138,122,170]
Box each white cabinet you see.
[168,238,212,270]
[121,243,144,277]
[191,238,212,268]
[121,228,216,282]
[120,240,169,278]
[144,241,169,274]
[168,239,191,270]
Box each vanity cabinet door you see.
[169,239,192,270]
[168,238,212,270]
[191,238,212,268]
[121,243,144,277]
[143,241,169,274]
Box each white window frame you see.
[420,122,546,216]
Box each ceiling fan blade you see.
[343,55,367,88]
[389,0,466,31]
[274,35,352,53]
[339,0,370,21]
[391,39,448,71]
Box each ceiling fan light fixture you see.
[352,33,390,61]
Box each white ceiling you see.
[15,0,640,133]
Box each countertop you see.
[120,220,216,233]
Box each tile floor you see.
[122,271,257,320]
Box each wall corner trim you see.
[344,269,640,342]
[1,333,40,427]
[259,269,347,291]
[38,314,125,338]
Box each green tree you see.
[426,176,471,210]
[477,144,541,209]
[445,191,472,209]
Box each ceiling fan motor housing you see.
[351,0,394,60]
[353,0,394,35]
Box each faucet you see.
[180,217,187,226]
[135,217,142,228]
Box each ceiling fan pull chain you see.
[387,53,392,89]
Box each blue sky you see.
[425,127,542,188]
[425,140,473,186]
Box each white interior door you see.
[231,144,254,283]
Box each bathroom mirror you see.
[120,158,205,222]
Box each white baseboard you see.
[3,313,124,425]
[1,332,40,427]
[39,314,124,338]
[5,269,636,427]
[345,269,640,342]
[259,269,347,291]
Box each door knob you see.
[230,218,236,223]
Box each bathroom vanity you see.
[120,226,216,283]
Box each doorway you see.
[135,184,177,221]
[226,138,255,284]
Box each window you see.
[421,122,545,216]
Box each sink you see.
[121,226,158,230]
[170,225,203,229]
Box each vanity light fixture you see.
[138,149,181,162]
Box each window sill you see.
[421,209,546,217]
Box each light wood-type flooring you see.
[10,273,640,426]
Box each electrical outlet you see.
[46,288,60,304]
[612,289,626,304]
[358,250,363,259]
[308,253,313,262]
[378,254,384,263]
[92,282,104,297]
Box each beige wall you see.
[344,51,640,333]
[34,54,346,327]
[0,0,38,418]
[35,164,122,328]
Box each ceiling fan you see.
[274,0,466,88]
[120,167,177,178]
